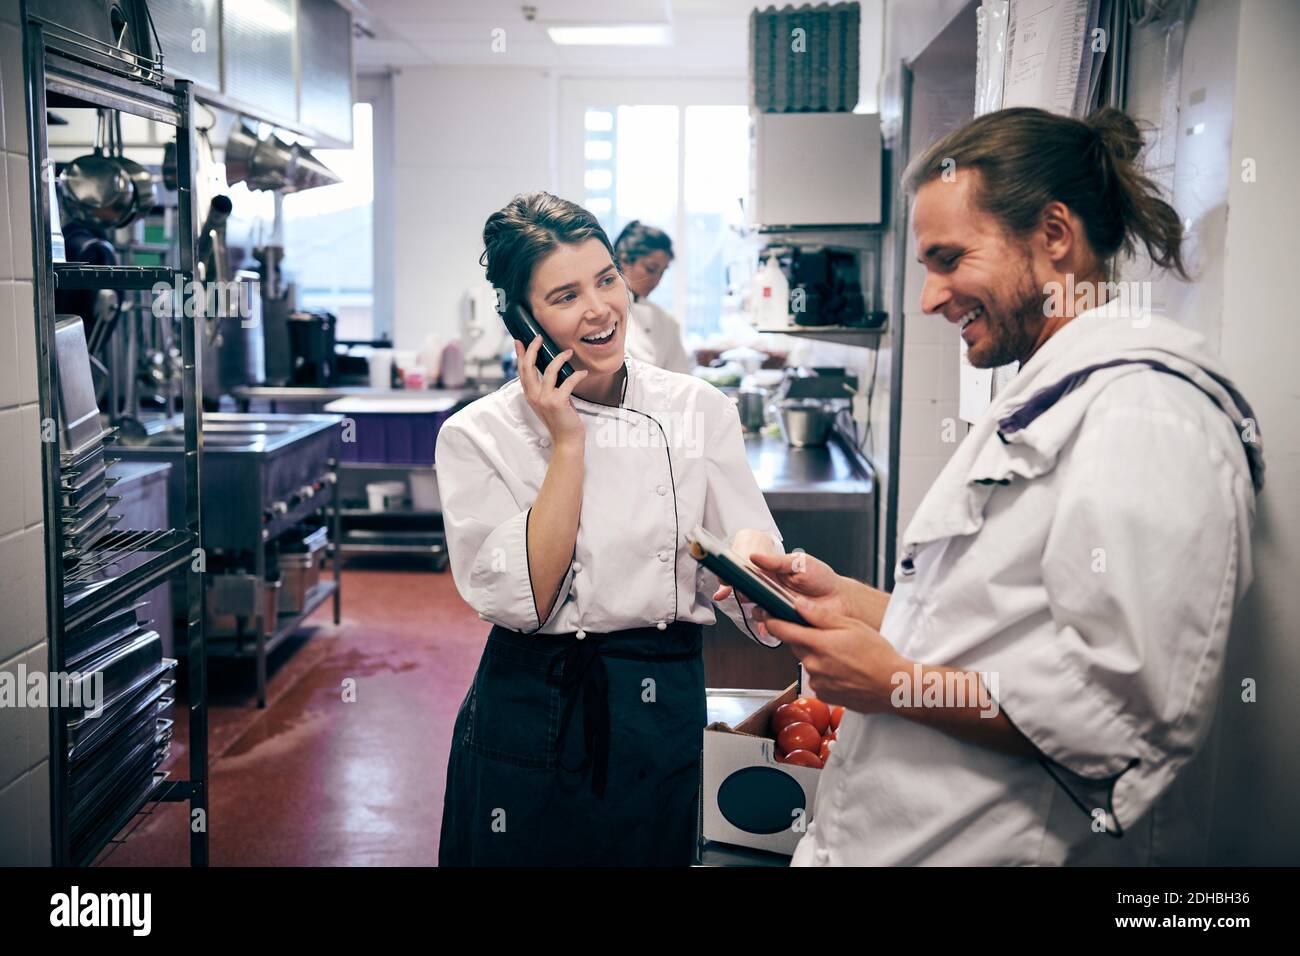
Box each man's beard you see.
[967,259,1043,369]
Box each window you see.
[580,102,751,341]
[221,102,378,342]
[283,102,375,340]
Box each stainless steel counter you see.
[704,427,876,692]
[746,430,875,510]
[232,384,482,413]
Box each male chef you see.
[743,106,1263,865]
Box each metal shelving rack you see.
[25,18,209,866]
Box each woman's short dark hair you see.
[480,192,617,310]
[904,106,1188,280]
[613,220,674,266]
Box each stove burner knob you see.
[272,500,289,515]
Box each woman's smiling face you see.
[527,238,630,379]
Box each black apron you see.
[439,621,705,866]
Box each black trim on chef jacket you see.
[569,359,681,629]
[522,506,575,635]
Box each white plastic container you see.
[368,349,394,389]
[752,255,789,326]
[366,480,406,512]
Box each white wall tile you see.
[23,643,46,769]
[0,156,10,279]
[0,774,27,864]
[13,280,34,405]
[22,525,44,646]
[20,402,41,528]
[0,531,26,662]
[28,760,48,866]
[938,341,961,403]
[0,282,16,407]
[0,649,25,786]
[5,154,30,279]
[905,309,944,344]
[0,22,27,156]
[0,406,22,535]
[902,340,941,400]
[900,398,951,458]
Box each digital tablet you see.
[686,526,810,627]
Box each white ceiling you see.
[349,0,758,74]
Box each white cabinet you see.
[752,112,883,228]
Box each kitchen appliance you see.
[224,121,342,194]
[113,413,342,550]
[256,243,296,386]
[288,310,337,387]
[760,244,870,328]
[200,270,264,403]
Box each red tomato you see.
[772,703,814,736]
[830,705,844,730]
[778,749,824,769]
[819,739,833,762]
[777,721,822,755]
[823,729,837,742]
[795,696,831,734]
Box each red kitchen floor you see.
[94,561,485,866]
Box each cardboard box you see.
[702,682,822,856]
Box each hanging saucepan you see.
[112,111,156,225]
[58,110,135,228]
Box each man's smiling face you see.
[912,171,1046,368]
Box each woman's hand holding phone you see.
[515,335,589,452]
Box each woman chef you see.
[614,221,695,374]
[437,192,782,866]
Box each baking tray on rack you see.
[65,602,148,666]
[66,665,175,761]
[67,676,174,764]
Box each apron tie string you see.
[550,640,611,798]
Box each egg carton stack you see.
[750,2,861,113]
[55,316,122,566]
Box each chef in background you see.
[614,221,695,374]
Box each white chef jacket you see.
[624,298,695,375]
[793,301,1262,866]
[436,356,782,642]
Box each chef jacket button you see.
[656,484,667,496]
[657,550,669,562]
[540,437,550,448]
[576,629,586,640]
[656,621,667,631]
[571,560,582,573]
[815,847,830,864]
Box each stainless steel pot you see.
[58,112,135,228]
[778,398,837,447]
